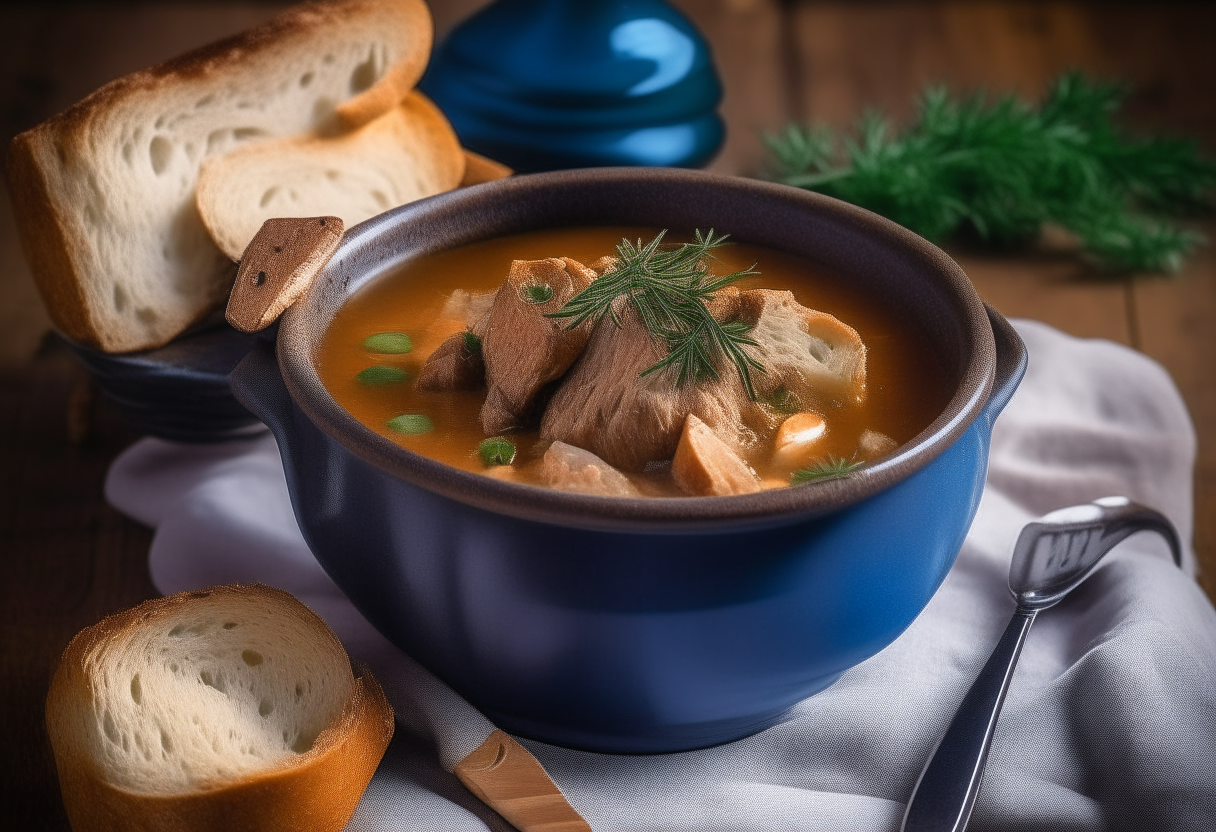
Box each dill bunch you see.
[549,229,765,396]
[764,73,1216,272]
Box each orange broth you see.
[317,227,953,495]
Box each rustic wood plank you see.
[955,252,1132,345]
[431,0,492,38]
[672,0,791,177]
[1132,224,1216,597]
[788,1,1216,142]
[0,344,156,832]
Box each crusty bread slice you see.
[6,0,432,353]
[46,584,394,832]
[196,91,463,261]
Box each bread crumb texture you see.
[195,90,462,261]
[48,585,355,795]
[7,0,433,352]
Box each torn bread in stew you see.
[317,227,952,497]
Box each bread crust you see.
[46,585,395,832]
[460,150,514,188]
[5,132,93,346]
[6,0,433,352]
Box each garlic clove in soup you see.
[773,411,828,467]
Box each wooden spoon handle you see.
[226,216,344,332]
[454,729,591,832]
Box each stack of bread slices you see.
[7,0,502,354]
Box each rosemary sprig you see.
[763,73,1216,273]
[791,457,864,484]
[548,229,766,397]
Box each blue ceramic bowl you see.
[230,168,1026,753]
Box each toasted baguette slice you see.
[196,91,463,261]
[7,0,432,353]
[46,584,394,832]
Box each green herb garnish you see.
[462,331,482,355]
[763,73,1216,273]
[357,366,408,386]
[386,414,433,434]
[791,457,864,484]
[549,229,765,397]
[362,332,413,354]
[478,437,516,466]
[521,282,554,304]
[764,385,803,415]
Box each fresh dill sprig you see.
[790,457,864,484]
[763,73,1216,273]
[548,229,766,397]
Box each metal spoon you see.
[901,496,1183,832]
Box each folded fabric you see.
[105,319,1216,831]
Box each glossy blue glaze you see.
[231,311,1024,752]
[420,0,725,170]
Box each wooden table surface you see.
[2,2,1213,828]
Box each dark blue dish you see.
[230,168,1027,753]
[421,0,724,171]
[65,320,264,443]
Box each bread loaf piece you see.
[7,0,433,353]
[46,584,394,832]
[196,91,463,261]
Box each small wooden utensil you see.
[455,730,591,832]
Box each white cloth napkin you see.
[105,320,1216,831]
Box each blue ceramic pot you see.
[420,0,724,170]
[230,169,1026,753]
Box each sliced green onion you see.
[765,385,802,415]
[478,437,516,466]
[356,366,408,386]
[386,414,433,435]
[520,282,554,304]
[362,332,413,354]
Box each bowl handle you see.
[982,303,1027,424]
[229,338,297,449]
[225,216,344,333]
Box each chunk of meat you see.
[416,331,484,391]
[672,414,762,497]
[541,441,639,497]
[540,299,758,471]
[480,257,598,433]
[540,287,867,472]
